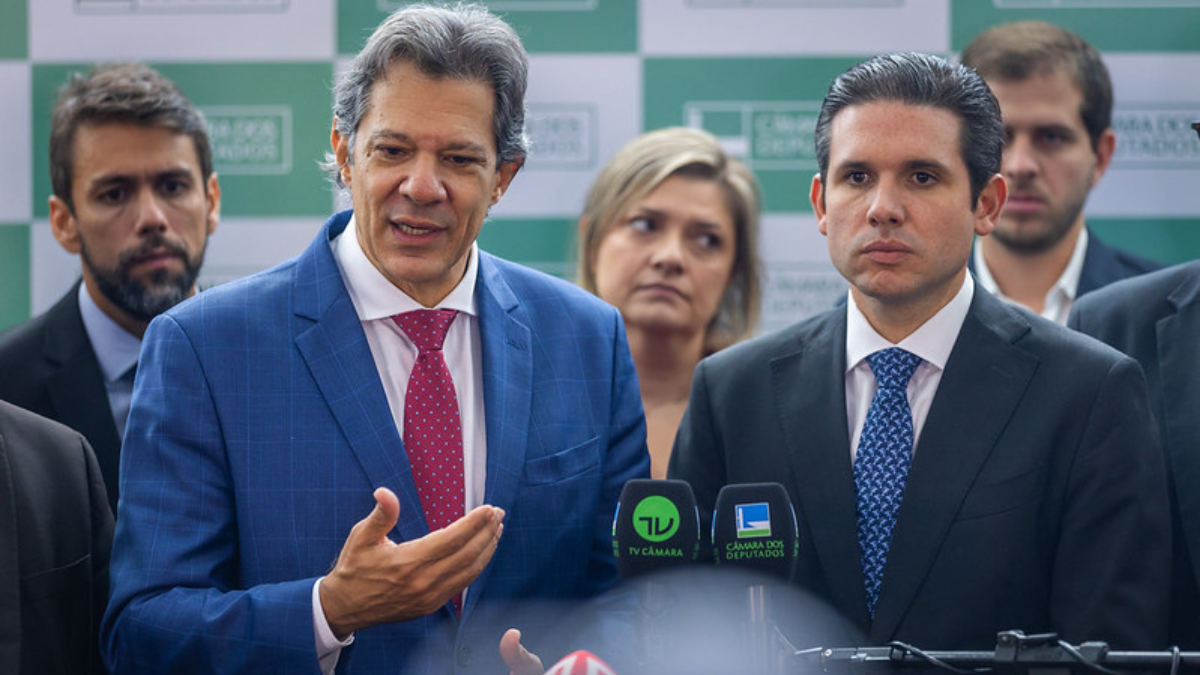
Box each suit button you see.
[457,645,473,667]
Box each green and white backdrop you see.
[3,0,1199,334]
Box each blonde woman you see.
[578,127,763,478]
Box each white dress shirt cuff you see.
[313,576,354,675]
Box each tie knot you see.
[866,348,922,391]
[394,309,457,353]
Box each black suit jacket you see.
[0,283,121,513]
[0,400,114,675]
[968,227,1162,299]
[1076,230,1164,296]
[669,287,1171,650]
[1069,260,1200,646]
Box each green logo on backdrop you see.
[645,57,860,212]
[632,496,680,542]
[684,101,821,170]
[1112,104,1200,169]
[526,103,597,169]
[204,106,293,175]
[32,62,332,218]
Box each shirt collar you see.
[331,213,478,320]
[846,273,974,374]
[973,227,1088,303]
[77,282,142,384]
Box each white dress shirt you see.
[844,274,974,462]
[313,215,488,672]
[77,282,141,439]
[973,228,1088,326]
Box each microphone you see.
[611,479,701,674]
[612,479,701,578]
[543,650,619,675]
[711,482,799,579]
[711,482,801,675]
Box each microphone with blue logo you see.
[711,482,800,675]
[612,479,701,674]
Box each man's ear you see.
[1090,128,1116,186]
[492,158,523,205]
[810,174,829,236]
[49,195,82,255]
[331,119,352,187]
[973,173,1008,237]
[205,173,222,236]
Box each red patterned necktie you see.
[393,309,465,613]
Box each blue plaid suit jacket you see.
[101,210,650,674]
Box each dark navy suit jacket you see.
[101,211,650,674]
[0,283,122,513]
[0,400,113,675]
[671,287,1171,650]
[1070,260,1200,647]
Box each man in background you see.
[0,400,113,675]
[669,52,1170,651]
[961,21,1159,324]
[0,62,220,514]
[101,4,648,674]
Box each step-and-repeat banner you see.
[3,0,1199,333]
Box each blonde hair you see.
[578,127,763,352]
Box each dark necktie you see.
[854,347,922,618]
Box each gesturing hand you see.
[500,628,544,675]
[319,487,504,638]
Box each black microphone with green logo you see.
[612,479,701,674]
[612,479,701,577]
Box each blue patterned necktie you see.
[854,347,922,618]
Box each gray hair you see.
[322,2,529,188]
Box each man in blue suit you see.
[961,22,1160,324]
[100,5,649,674]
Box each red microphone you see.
[543,650,618,675]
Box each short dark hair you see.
[814,52,1004,206]
[960,21,1112,151]
[323,2,529,188]
[49,62,213,213]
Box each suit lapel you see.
[466,253,531,615]
[772,312,870,628]
[870,291,1038,642]
[1157,269,1200,585]
[292,213,429,544]
[41,289,122,505]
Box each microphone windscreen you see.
[543,650,619,675]
[711,482,799,580]
[612,479,701,579]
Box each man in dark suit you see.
[101,5,649,675]
[669,52,1170,651]
[0,400,114,675]
[1070,260,1200,647]
[0,63,220,514]
[961,22,1159,324]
